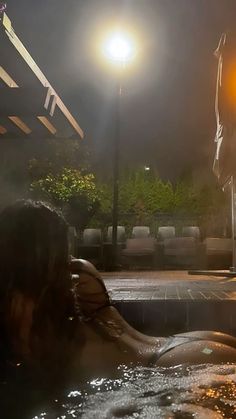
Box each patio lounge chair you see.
[182,226,201,240]
[103,226,126,270]
[78,228,103,267]
[157,226,175,241]
[162,236,204,269]
[203,237,232,269]
[121,237,157,269]
[107,226,126,243]
[68,226,78,257]
[132,226,150,238]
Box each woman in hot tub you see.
[0,199,236,382]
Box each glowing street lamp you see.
[101,29,136,268]
[102,31,136,64]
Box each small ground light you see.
[144,166,150,171]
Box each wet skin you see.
[6,259,236,382]
[70,259,236,375]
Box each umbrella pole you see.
[189,176,236,278]
[230,175,236,271]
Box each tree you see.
[30,168,101,230]
[91,168,228,236]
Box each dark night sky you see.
[4,0,236,179]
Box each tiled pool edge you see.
[114,299,236,337]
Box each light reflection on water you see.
[31,364,236,419]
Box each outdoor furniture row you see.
[77,225,201,244]
[69,225,233,270]
[149,235,233,270]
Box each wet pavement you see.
[102,270,236,301]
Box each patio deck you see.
[102,270,236,336]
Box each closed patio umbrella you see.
[213,31,236,272]
[213,31,236,185]
[189,31,236,276]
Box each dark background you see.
[4,0,236,180]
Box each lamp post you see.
[102,31,136,269]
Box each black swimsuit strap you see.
[71,258,111,303]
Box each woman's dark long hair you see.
[0,200,69,296]
[0,200,73,362]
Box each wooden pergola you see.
[0,12,84,139]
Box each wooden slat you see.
[2,13,11,32]
[2,13,84,139]
[37,116,57,135]
[0,66,18,87]
[8,116,32,134]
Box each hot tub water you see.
[31,363,236,418]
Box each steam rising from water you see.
[32,364,236,418]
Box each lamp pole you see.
[101,30,136,269]
[230,175,236,271]
[111,78,122,269]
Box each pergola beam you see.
[8,116,32,134]
[1,13,84,139]
[0,125,7,134]
[37,116,57,135]
[0,66,18,87]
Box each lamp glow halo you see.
[102,31,136,64]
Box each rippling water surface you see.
[29,364,236,419]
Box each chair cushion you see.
[122,238,156,256]
[203,238,232,253]
[107,226,126,243]
[122,248,154,256]
[126,237,156,249]
[158,226,175,240]
[165,248,196,256]
[164,237,197,256]
[83,228,102,245]
[164,237,196,248]
[132,226,150,238]
[182,226,200,239]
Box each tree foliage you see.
[31,168,97,204]
[94,169,228,233]
[30,168,101,229]
[26,139,101,229]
